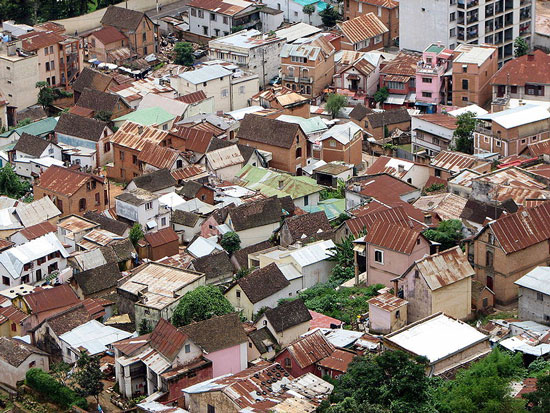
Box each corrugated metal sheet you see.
[110,121,169,151]
[137,142,180,170]
[287,330,335,369]
[368,292,408,311]
[171,165,207,181]
[415,246,474,290]
[515,266,550,296]
[58,216,98,234]
[316,349,355,373]
[430,150,476,173]
[36,166,103,197]
[528,138,550,156]
[347,206,411,237]
[413,193,467,221]
[83,228,118,246]
[59,319,132,356]
[171,125,213,153]
[206,145,244,170]
[365,220,420,254]
[475,166,546,188]
[289,240,335,267]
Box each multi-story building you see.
[208,29,284,87]
[378,52,418,108]
[452,44,498,107]
[262,0,327,27]
[411,113,458,155]
[415,43,454,110]
[280,34,335,100]
[399,0,534,66]
[188,0,261,38]
[474,103,550,156]
[338,13,389,52]
[344,0,400,47]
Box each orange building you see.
[318,122,363,165]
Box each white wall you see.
[263,0,324,27]
[188,8,233,37]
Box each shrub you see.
[26,368,86,409]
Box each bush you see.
[26,368,86,409]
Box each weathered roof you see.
[36,165,103,197]
[55,113,108,142]
[110,238,136,261]
[205,145,244,170]
[14,197,61,227]
[150,318,188,361]
[286,330,335,369]
[515,266,550,296]
[15,221,57,241]
[191,251,233,281]
[430,150,477,173]
[171,125,213,154]
[89,26,127,44]
[73,262,122,296]
[283,211,331,242]
[349,103,373,121]
[460,198,517,225]
[180,313,247,353]
[72,67,113,95]
[171,165,207,181]
[380,52,418,77]
[228,197,283,231]
[77,87,123,115]
[14,133,51,157]
[248,327,278,354]
[413,246,474,290]
[18,30,64,51]
[237,114,302,149]
[477,104,550,129]
[413,193,468,221]
[339,12,388,44]
[491,50,550,86]
[368,292,407,311]
[176,90,207,104]
[0,305,28,324]
[232,240,274,270]
[361,0,398,7]
[110,121,169,151]
[264,299,311,332]
[59,319,132,356]
[527,138,550,157]
[25,284,80,314]
[178,64,232,84]
[365,220,421,254]
[83,211,128,236]
[144,227,179,248]
[114,107,175,127]
[129,168,176,192]
[101,5,146,31]
[415,113,457,130]
[0,337,48,367]
[454,44,496,66]
[236,263,290,304]
[172,210,201,227]
[366,108,411,129]
[319,122,362,145]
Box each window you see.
[462,96,468,102]
[486,250,493,268]
[422,92,432,98]
[22,275,29,283]
[462,65,468,73]
[132,154,138,165]
[221,88,228,97]
[377,6,382,16]
[295,147,302,158]
[44,47,48,55]
[198,9,204,18]
[239,85,245,94]
[450,28,456,37]
[79,198,86,211]
[395,310,400,319]
[462,79,469,90]
[482,297,488,308]
[374,35,382,44]
[223,16,228,24]
[294,11,298,16]
[191,8,196,16]
[11,323,17,332]
[119,150,125,160]
[450,12,456,21]
[45,62,50,71]
[511,85,518,94]
[95,192,100,206]
[304,195,309,206]
[185,344,191,353]
[2,277,8,286]
[521,139,526,144]
[161,217,166,226]
[414,270,419,278]
[495,140,501,147]
[374,250,384,264]
[284,357,291,368]
[329,140,336,147]
[142,32,147,42]
[145,202,153,210]
[210,13,216,21]
[236,290,241,298]
[207,405,215,413]
[203,26,208,35]
[51,76,55,85]
[537,292,544,301]
[50,60,54,70]
[488,234,495,245]
[387,81,404,90]
[422,77,432,83]
[36,269,42,281]
[104,142,110,152]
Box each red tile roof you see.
[365,221,422,254]
[176,90,207,104]
[308,310,343,330]
[17,221,57,241]
[144,227,179,248]
[339,12,388,44]
[89,26,127,45]
[491,50,550,87]
[286,330,335,369]
[171,125,214,153]
[150,318,188,361]
[486,201,550,254]
[36,166,104,197]
[24,285,80,314]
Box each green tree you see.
[514,36,529,58]
[321,351,432,413]
[129,223,144,246]
[303,4,315,24]
[73,351,104,405]
[326,93,347,119]
[221,231,241,254]
[138,318,152,335]
[423,219,463,250]
[453,111,477,154]
[173,42,194,66]
[524,373,550,412]
[374,87,389,104]
[319,5,340,27]
[0,164,30,199]
[36,81,54,111]
[94,110,112,122]
[171,285,234,327]
[328,234,355,268]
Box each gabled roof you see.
[414,113,457,130]
[191,251,233,281]
[101,5,147,31]
[55,113,109,142]
[249,327,278,354]
[18,30,65,51]
[114,107,175,127]
[83,211,129,236]
[179,313,247,353]
[430,150,477,173]
[72,68,113,95]
[264,299,311,332]
[73,262,122,296]
[129,168,176,192]
[150,318,188,361]
[380,52,418,77]
[412,246,474,290]
[319,122,362,145]
[349,104,373,121]
[12,221,56,242]
[0,337,48,367]
[36,165,103,197]
[76,88,123,114]
[365,221,422,254]
[490,50,550,87]
[172,210,201,227]
[176,90,208,104]
[232,240,275,270]
[283,211,331,242]
[361,0,398,7]
[14,197,61,228]
[527,138,550,157]
[0,305,28,324]
[205,145,244,170]
[285,330,335,369]
[515,266,550,296]
[237,114,303,149]
[236,263,290,304]
[144,227,179,248]
[460,198,517,225]
[365,108,410,129]
[110,121,170,151]
[477,104,550,129]
[338,12,388,44]
[346,206,411,237]
[171,125,213,154]
[24,284,80,314]
[14,133,51,157]
[228,197,283,231]
[89,26,127,44]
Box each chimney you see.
[424,213,432,226]
[527,53,535,61]
[138,125,144,134]
[437,40,442,47]
[398,164,405,174]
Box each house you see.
[470,202,550,306]
[171,210,204,244]
[474,105,550,157]
[208,29,284,88]
[0,116,57,146]
[280,34,336,100]
[318,122,363,165]
[107,121,171,182]
[188,251,233,285]
[339,13,388,52]
[411,113,458,156]
[0,305,29,338]
[137,227,179,261]
[415,43,454,110]
[202,145,244,181]
[72,88,132,120]
[378,53,419,109]
[429,150,479,180]
[171,165,209,187]
[100,6,157,57]
[344,0,399,46]
[33,166,108,217]
[112,107,176,131]
[279,211,331,247]
[472,279,494,314]
[254,299,312,347]
[0,233,69,289]
[333,52,381,97]
[312,163,354,188]
[83,211,129,237]
[262,0,328,27]
[175,90,216,118]
[117,262,205,330]
[13,197,61,229]
[58,320,132,364]
[250,86,311,118]
[394,246,473,323]
[14,284,79,320]
[13,133,61,163]
[170,64,259,113]
[515,267,550,325]
[413,193,468,221]
[71,67,115,103]
[188,0,262,38]
[451,44,498,108]
[247,326,278,361]
[224,263,295,320]
[56,214,100,252]
[491,50,550,103]
[54,113,113,167]
[361,108,411,141]
[71,262,122,300]
[137,94,191,120]
[385,313,490,377]
[126,169,177,195]
[366,156,431,188]
[86,26,130,64]
[170,125,213,158]
[207,138,267,169]
[274,330,354,379]
[447,169,483,198]
[0,337,49,388]
[115,189,170,233]
[367,292,408,334]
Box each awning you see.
[386,94,406,105]
[385,75,410,83]
[353,244,366,253]
[146,220,157,230]
[346,74,360,80]
[415,101,435,107]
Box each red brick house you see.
[379,52,419,109]
[138,227,179,261]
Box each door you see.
[487,274,494,291]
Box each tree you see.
[514,36,529,58]
[0,164,30,199]
[129,223,144,246]
[36,81,54,111]
[423,219,463,251]
[326,93,347,119]
[94,110,112,122]
[321,351,432,413]
[303,4,315,24]
[524,373,550,412]
[374,87,389,104]
[328,234,355,268]
[171,285,234,327]
[319,5,340,27]
[73,351,104,405]
[221,231,241,254]
[138,318,152,335]
[453,111,477,154]
[173,42,194,66]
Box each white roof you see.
[448,104,488,117]
[187,236,223,258]
[303,159,327,176]
[303,327,363,348]
[209,29,280,50]
[175,198,217,214]
[226,106,265,120]
[477,104,550,129]
[319,122,362,145]
[138,93,189,117]
[73,248,109,271]
[386,313,488,363]
[289,239,335,267]
[206,145,244,169]
[158,192,186,209]
[178,65,232,85]
[277,262,302,281]
[0,232,69,279]
[59,320,133,355]
[275,22,321,43]
[0,207,22,231]
[30,157,64,168]
[454,44,495,66]
[515,266,550,296]
[499,336,550,357]
[15,197,61,227]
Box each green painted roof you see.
[426,44,445,54]
[114,107,175,126]
[277,115,327,135]
[0,117,58,138]
[302,198,345,220]
[237,165,321,199]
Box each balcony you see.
[467,25,479,40]
[417,61,446,75]
[299,77,313,84]
[520,8,532,22]
[476,125,492,135]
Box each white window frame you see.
[374,249,384,264]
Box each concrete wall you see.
[0,353,49,388]
[518,287,550,324]
[263,0,324,26]
[234,223,280,248]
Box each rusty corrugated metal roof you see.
[414,246,474,290]
[36,166,104,197]
[110,121,169,151]
[144,227,179,248]
[286,330,335,369]
[347,206,411,237]
[150,318,188,361]
[24,284,80,314]
[137,141,180,170]
[171,125,214,153]
[365,220,422,254]
[171,165,206,181]
[430,150,477,173]
[316,349,355,373]
[528,138,550,157]
[368,292,408,311]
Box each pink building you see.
[415,43,454,112]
